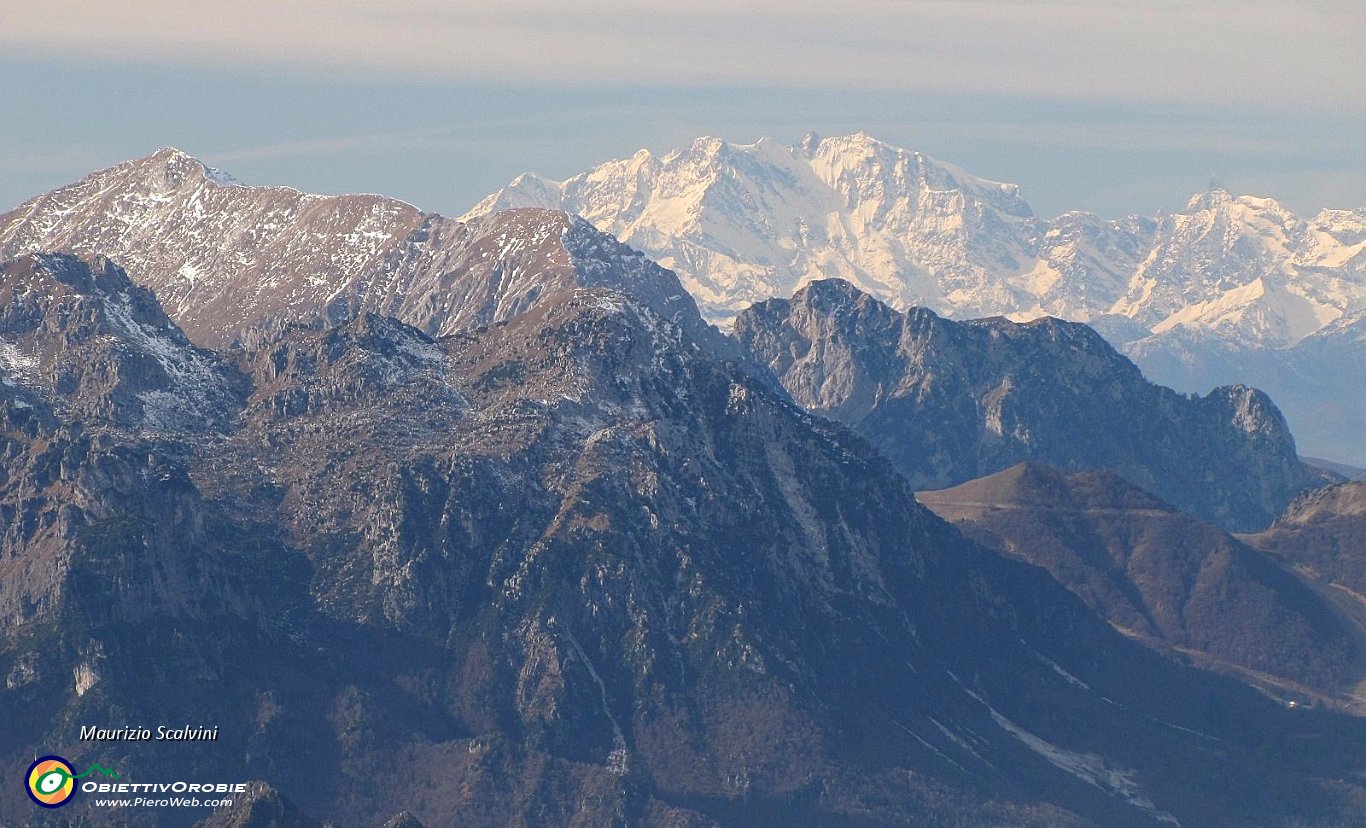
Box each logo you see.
[26,756,76,808]
[25,756,121,809]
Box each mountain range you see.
[6,252,1366,826]
[0,148,713,351]
[4,149,1366,825]
[465,132,1366,465]
[2,150,1332,531]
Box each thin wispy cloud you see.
[2,1,1362,219]
[4,0,1362,107]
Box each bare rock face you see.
[0,149,714,352]
[0,252,262,637]
[920,463,1356,698]
[0,252,247,432]
[735,278,1319,532]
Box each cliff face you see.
[735,278,1319,532]
[0,253,261,636]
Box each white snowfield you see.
[464,132,1365,345]
[465,133,1047,326]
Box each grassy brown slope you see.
[920,463,1355,697]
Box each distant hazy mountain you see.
[735,279,1322,532]
[467,133,1366,464]
[919,463,1355,700]
[0,148,711,350]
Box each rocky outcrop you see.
[735,279,1320,531]
[0,252,247,432]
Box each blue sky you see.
[3,1,1363,219]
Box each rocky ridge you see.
[467,132,1366,463]
[0,149,714,351]
[734,279,1321,532]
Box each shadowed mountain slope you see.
[920,463,1356,700]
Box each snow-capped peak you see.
[465,132,1364,350]
[463,133,1047,325]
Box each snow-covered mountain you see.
[463,133,1053,324]
[0,148,709,349]
[466,133,1366,339]
[1111,188,1365,348]
[467,133,1366,463]
[1103,199,1366,465]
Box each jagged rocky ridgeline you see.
[735,278,1323,532]
[7,253,1366,825]
[0,149,715,352]
[4,145,1362,464]
[466,132,1366,466]
[466,132,1366,343]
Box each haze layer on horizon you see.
[3,0,1363,219]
